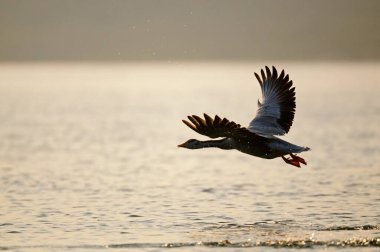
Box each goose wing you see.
[182,113,247,139]
[248,66,296,136]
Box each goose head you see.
[177,139,202,149]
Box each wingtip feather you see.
[272,66,278,79]
[182,119,198,132]
[261,69,266,82]
[265,66,271,79]
[204,113,213,127]
[254,72,262,86]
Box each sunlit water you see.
[0,62,379,251]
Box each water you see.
[0,62,379,251]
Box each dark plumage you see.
[178,66,310,168]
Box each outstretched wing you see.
[182,113,245,139]
[248,66,296,136]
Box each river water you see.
[0,62,379,251]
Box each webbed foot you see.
[282,155,301,168]
[282,153,308,168]
[290,153,307,165]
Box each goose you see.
[178,66,310,168]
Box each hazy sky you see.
[0,0,379,61]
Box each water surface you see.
[0,62,379,251]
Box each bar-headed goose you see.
[178,66,310,168]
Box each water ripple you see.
[1,237,379,250]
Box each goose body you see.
[178,66,310,167]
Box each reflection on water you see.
[0,62,379,251]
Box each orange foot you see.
[290,154,307,165]
[282,154,307,168]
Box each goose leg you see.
[281,155,301,168]
[290,154,307,165]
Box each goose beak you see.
[177,142,186,148]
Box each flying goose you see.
[178,66,310,168]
